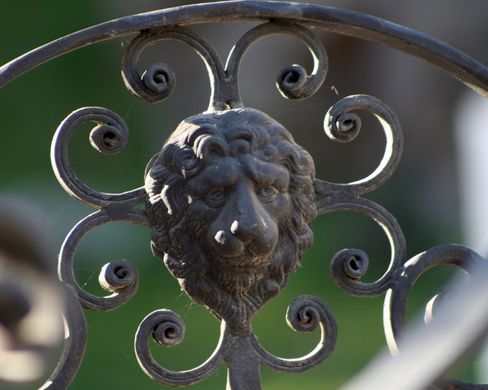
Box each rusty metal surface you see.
[1,1,488,389]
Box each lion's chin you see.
[212,265,265,297]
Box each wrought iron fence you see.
[1,1,488,389]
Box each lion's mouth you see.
[213,249,270,270]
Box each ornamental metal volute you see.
[2,1,488,389]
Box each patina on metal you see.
[2,1,488,389]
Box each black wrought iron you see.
[2,1,488,389]
[344,259,488,390]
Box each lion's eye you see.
[205,188,226,207]
[256,185,279,202]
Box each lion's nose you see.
[225,184,268,245]
[230,217,266,243]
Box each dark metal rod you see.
[225,336,262,390]
[1,1,488,97]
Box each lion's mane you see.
[145,108,316,334]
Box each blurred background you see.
[1,0,488,388]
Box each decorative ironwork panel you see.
[1,1,488,389]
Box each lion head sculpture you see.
[145,108,316,335]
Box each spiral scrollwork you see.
[121,22,327,111]
[225,22,328,105]
[98,259,138,293]
[251,295,337,373]
[1,0,484,387]
[326,111,362,143]
[143,310,186,348]
[134,296,336,387]
[314,95,406,297]
[384,244,486,352]
[121,26,225,109]
[58,209,148,311]
[152,317,184,348]
[88,123,127,155]
[383,244,488,388]
[142,63,176,100]
[51,107,145,208]
[316,94,404,197]
[331,248,369,281]
[135,309,230,386]
[318,196,406,297]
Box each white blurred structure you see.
[454,91,488,381]
[341,261,488,390]
[455,92,488,255]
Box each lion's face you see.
[145,108,316,335]
[188,152,289,266]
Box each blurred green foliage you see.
[0,1,481,389]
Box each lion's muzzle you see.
[207,182,279,266]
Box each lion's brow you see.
[186,160,237,193]
[243,157,289,189]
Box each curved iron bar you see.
[51,106,146,209]
[315,94,404,197]
[135,295,336,387]
[384,244,488,389]
[315,95,406,297]
[1,1,488,99]
[58,208,148,311]
[135,309,231,386]
[121,21,326,110]
[250,295,337,373]
[318,196,406,297]
[2,2,488,389]
[224,21,328,106]
[384,244,486,350]
[342,259,488,390]
[41,285,88,390]
[121,26,226,110]
[51,103,152,386]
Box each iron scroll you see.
[1,1,488,389]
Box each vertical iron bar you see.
[226,336,262,390]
